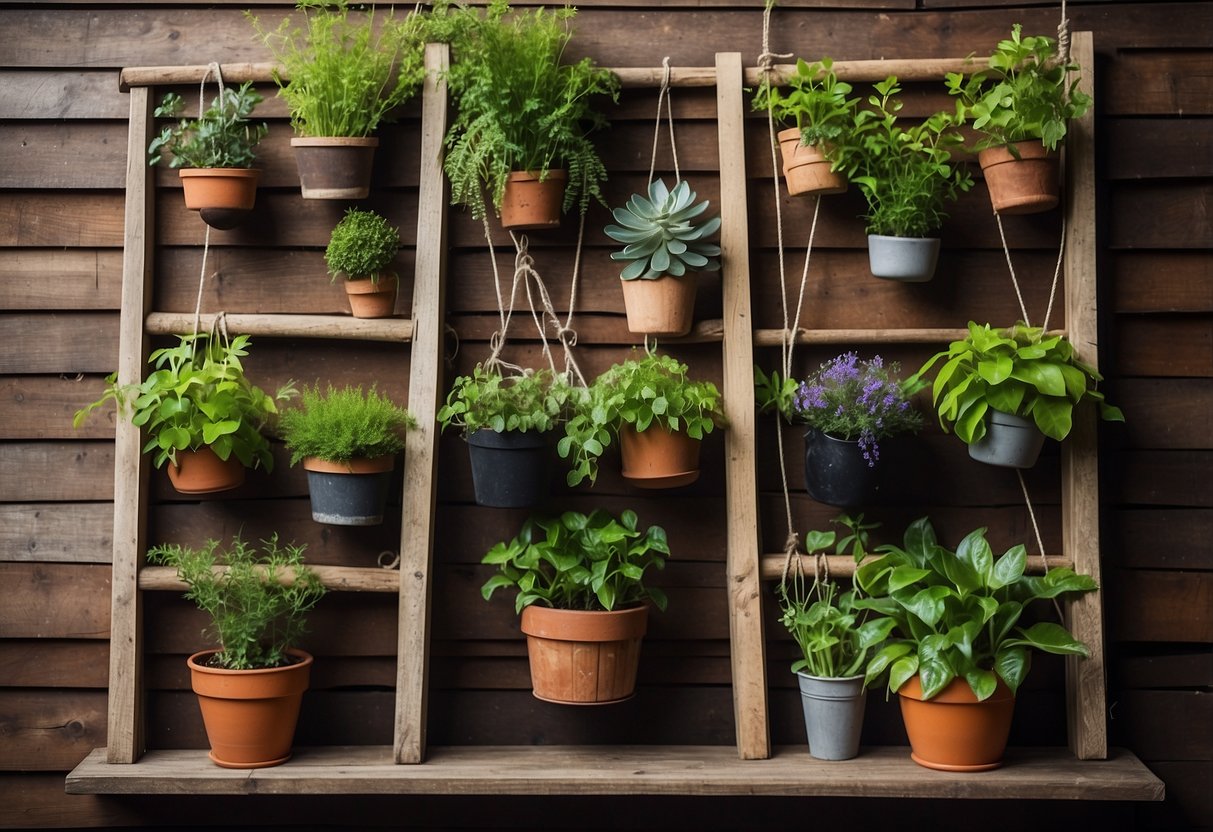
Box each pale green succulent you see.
[604,179,722,280]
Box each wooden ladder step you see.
[145,312,413,343]
[139,565,400,593]
[759,553,1073,581]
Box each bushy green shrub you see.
[279,384,416,464]
[437,365,574,436]
[325,208,401,281]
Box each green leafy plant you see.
[324,208,401,283]
[751,57,857,151]
[437,0,619,218]
[481,509,669,614]
[837,76,973,237]
[248,0,426,138]
[946,24,1092,152]
[147,82,268,169]
[911,321,1124,445]
[778,514,895,678]
[854,517,1097,701]
[558,351,726,487]
[604,179,722,281]
[278,384,416,465]
[147,534,326,670]
[73,332,292,470]
[437,365,574,436]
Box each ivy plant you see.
[147,81,268,169]
[481,509,669,614]
[437,365,575,437]
[751,57,857,150]
[325,208,401,282]
[278,384,416,465]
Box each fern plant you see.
[147,81,267,169]
[278,384,416,464]
[325,208,401,282]
[604,179,722,281]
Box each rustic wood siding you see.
[1,1,1208,828]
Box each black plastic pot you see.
[302,456,394,526]
[803,429,882,508]
[467,429,552,508]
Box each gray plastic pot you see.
[867,234,940,282]
[302,455,395,526]
[797,671,867,760]
[968,410,1046,469]
[466,428,551,508]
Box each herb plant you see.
[278,384,416,465]
[558,352,726,487]
[604,179,722,281]
[437,0,619,218]
[481,509,669,614]
[911,321,1124,445]
[73,332,292,471]
[325,208,401,282]
[147,534,326,670]
[751,57,857,150]
[147,81,268,169]
[837,77,973,237]
[248,0,426,138]
[437,365,574,436]
[946,24,1092,153]
[855,517,1097,701]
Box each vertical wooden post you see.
[394,43,450,765]
[106,86,156,764]
[715,52,770,761]
[1061,31,1107,761]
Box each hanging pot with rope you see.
[979,141,1060,215]
[500,170,568,231]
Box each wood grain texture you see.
[1110,570,1213,643]
[0,70,127,119]
[0,375,115,439]
[0,250,122,310]
[1109,183,1213,249]
[0,313,119,373]
[146,312,413,343]
[1114,316,1213,377]
[0,441,115,502]
[1112,252,1213,313]
[1102,51,1213,115]
[1112,508,1213,570]
[1115,378,1213,449]
[0,690,106,771]
[1106,119,1213,179]
[0,192,124,247]
[0,563,111,639]
[0,641,110,688]
[0,503,113,563]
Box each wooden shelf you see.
[145,312,413,343]
[67,745,1164,800]
[139,565,400,593]
[760,553,1073,581]
[752,328,1066,347]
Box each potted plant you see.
[249,0,427,199]
[559,351,725,489]
[146,534,326,768]
[855,517,1098,771]
[325,208,402,319]
[778,515,894,760]
[147,81,268,229]
[757,353,924,507]
[750,57,856,197]
[837,77,973,282]
[481,508,669,704]
[278,384,417,526]
[438,0,619,230]
[604,178,722,337]
[73,332,292,494]
[946,24,1092,215]
[437,365,574,508]
[911,321,1124,468]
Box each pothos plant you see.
[558,351,726,487]
[604,178,722,281]
[147,81,268,169]
[437,365,575,436]
[481,508,669,614]
[74,332,294,471]
[750,57,857,151]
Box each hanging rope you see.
[189,62,227,340]
[647,57,681,185]
[1056,0,1071,66]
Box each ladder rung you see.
[145,312,413,343]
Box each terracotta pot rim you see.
[978,140,1056,168]
[290,136,379,148]
[342,274,398,295]
[302,455,396,474]
[520,603,649,642]
[507,168,568,183]
[896,674,1015,705]
[178,168,260,178]
[187,648,314,676]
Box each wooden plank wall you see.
[1,1,1209,829]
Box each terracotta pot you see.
[342,275,398,319]
[165,447,245,494]
[290,136,378,200]
[619,425,702,489]
[179,168,259,230]
[898,675,1016,772]
[777,128,847,197]
[302,455,396,526]
[520,605,647,704]
[500,169,567,231]
[620,274,698,337]
[188,648,312,769]
[979,141,1059,215]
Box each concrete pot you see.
[867,234,940,282]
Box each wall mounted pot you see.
[188,648,312,769]
[978,141,1059,215]
[343,275,398,319]
[166,447,245,494]
[500,169,567,231]
[466,428,551,508]
[620,274,698,337]
[179,168,259,230]
[777,129,847,197]
[619,425,702,489]
[302,455,395,526]
[897,674,1015,772]
[968,409,1046,469]
[797,672,867,761]
[519,605,647,704]
[867,235,940,282]
[803,429,880,508]
[290,136,378,200]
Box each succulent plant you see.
[604,179,722,280]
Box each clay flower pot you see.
[897,674,1016,772]
[619,425,702,489]
[620,274,698,337]
[777,128,847,197]
[520,605,648,704]
[978,140,1059,215]
[291,136,378,200]
[165,447,245,494]
[178,168,260,230]
[302,455,395,526]
[500,169,567,231]
[342,275,398,319]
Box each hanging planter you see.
[291,137,378,200]
[500,170,568,231]
[619,274,698,337]
[521,605,648,704]
[897,675,1016,772]
[867,234,941,283]
[302,456,396,526]
[967,409,1047,468]
[620,425,702,489]
[166,446,246,495]
[803,429,881,508]
[325,209,402,319]
[978,141,1059,215]
[467,429,552,508]
[179,169,260,230]
[797,672,867,761]
[777,130,847,197]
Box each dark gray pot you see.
[797,672,867,761]
[467,429,552,508]
[803,429,881,508]
[867,234,940,282]
[968,410,1046,468]
[303,458,394,526]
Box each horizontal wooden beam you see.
[145,312,413,343]
[760,553,1074,582]
[139,565,401,593]
[753,328,1067,347]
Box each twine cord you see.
[190,63,227,340]
[647,57,681,185]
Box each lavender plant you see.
[792,353,924,468]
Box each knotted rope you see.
[191,62,227,340]
[647,57,681,185]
